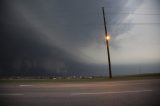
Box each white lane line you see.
[0,93,24,96]
[106,83,146,87]
[19,85,33,87]
[71,90,152,95]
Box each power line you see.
[107,23,160,25]
[104,7,160,11]
[105,12,160,15]
[55,23,160,27]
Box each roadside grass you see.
[110,73,160,80]
[0,73,160,84]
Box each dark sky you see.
[0,0,160,77]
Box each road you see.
[0,79,160,106]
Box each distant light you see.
[105,35,110,40]
[105,32,111,40]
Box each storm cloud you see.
[0,0,160,77]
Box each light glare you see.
[105,36,110,40]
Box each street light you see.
[105,33,111,40]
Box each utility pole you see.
[102,7,112,79]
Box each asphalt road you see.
[0,79,160,106]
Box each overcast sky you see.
[0,0,160,76]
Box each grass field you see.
[0,73,160,84]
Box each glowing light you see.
[105,35,110,40]
[105,32,111,40]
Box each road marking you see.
[0,93,24,96]
[71,90,152,95]
[106,83,146,87]
[19,85,33,87]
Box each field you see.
[0,73,160,84]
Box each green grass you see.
[109,73,160,80]
[0,73,160,84]
[0,77,108,84]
